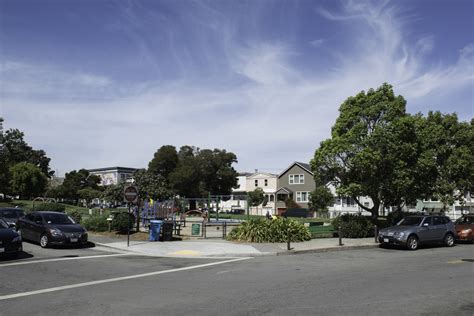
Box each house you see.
[88,166,138,186]
[246,172,278,215]
[219,173,250,212]
[275,162,315,215]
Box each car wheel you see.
[407,235,418,250]
[40,234,50,248]
[444,233,455,247]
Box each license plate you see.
[70,238,78,243]
[383,238,389,243]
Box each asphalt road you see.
[1,242,473,315]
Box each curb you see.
[92,240,379,258]
[275,244,379,256]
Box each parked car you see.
[0,218,22,257]
[16,211,88,248]
[455,214,474,243]
[227,209,245,215]
[0,207,25,228]
[378,215,456,250]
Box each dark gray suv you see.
[378,215,456,250]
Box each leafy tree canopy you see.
[311,83,473,220]
[9,162,48,199]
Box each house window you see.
[296,191,310,203]
[270,195,274,202]
[264,179,268,186]
[255,180,258,187]
[289,174,304,184]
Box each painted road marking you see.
[169,250,201,256]
[447,260,464,264]
[0,253,130,268]
[0,257,250,301]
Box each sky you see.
[0,0,473,176]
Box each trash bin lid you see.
[149,220,163,224]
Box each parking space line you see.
[0,253,130,267]
[0,257,250,301]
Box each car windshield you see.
[0,219,8,229]
[0,209,24,218]
[398,217,423,226]
[42,213,75,225]
[455,216,474,225]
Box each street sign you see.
[123,185,139,204]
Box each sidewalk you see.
[89,233,379,258]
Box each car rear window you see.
[456,216,474,224]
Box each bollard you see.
[287,226,291,250]
[374,225,378,243]
[338,225,343,246]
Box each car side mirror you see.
[9,223,15,228]
[423,223,429,227]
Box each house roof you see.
[247,172,277,179]
[278,161,313,178]
[88,166,139,173]
[276,187,293,194]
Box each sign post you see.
[123,186,139,247]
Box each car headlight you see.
[49,228,63,237]
[462,228,472,234]
[394,231,405,238]
[13,236,22,242]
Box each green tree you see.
[197,148,238,196]
[101,182,126,206]
[78,187,102,208]
[0,118,53,194]
[420,112,474,208]
[311,83,408,220]
[148,145,179,178]
[309,186,334,214]
[9,162,48,199]
[248,187,265,215]
[58,169,101,202]
[133,169,172,201]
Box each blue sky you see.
[1,0,473,176]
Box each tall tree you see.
[148,145,179,178]
[9,162,48,199]
[59,169,101,202]
[309,186,334,214]
[0,118,54,195]
[133,169,172,201]
[311,83,408,220]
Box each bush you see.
[69,210,82,224]
[227,217,311,243]
[331,214,373,238]
[34,202,66,213]
[112,212,135,233]
[82,215,109,232]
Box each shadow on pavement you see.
[0,251,34,262]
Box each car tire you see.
[407,235,418,250]
[444,233,455,247]
[40,234,50,248]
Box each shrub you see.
[69,210,82,224]
[82,215,109,232]
[227,217,311,243]
[34,202,66,213]
[331,214,373,238]
[112,212,135,233]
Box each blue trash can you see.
[149,220,162,241]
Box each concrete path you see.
[90,234,378,258]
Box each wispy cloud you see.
[1,0,472,175]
